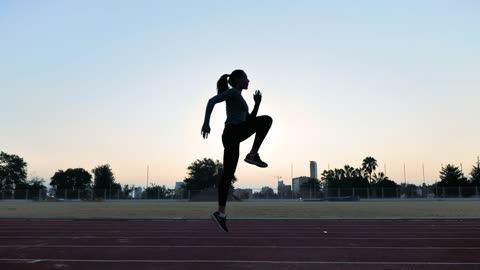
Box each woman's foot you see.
[211,211,228,232]
[244,153,268,168]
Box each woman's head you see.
[217,69,250,94]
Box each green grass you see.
[1,200,480,219]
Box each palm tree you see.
[373,172,389,182]
[353,168,363,178]
[362,156,378,183]
[334,168,345,181]
[344,165,355,179]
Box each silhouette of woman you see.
[201,69,272,232]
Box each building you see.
[175,182,185,190]
[278,180,292,198]
[133,187,143,198]
[310,161,318,179]
[292,176,309,193]
[278,180,285,191]
[233,188,253,200]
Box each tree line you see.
[2,149,479,199]
[182,156,480,198]
[0,150,173,199]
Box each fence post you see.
[25,189,29,200]
[458,186,462,198]
[442,187,446,198]
[352,188,355,197]
[382,188,384,198]
[367,188,370,199]
[64,190,67,200]
[104,189,107,200]
[476,186,479,198]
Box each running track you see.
[1,219,480,269]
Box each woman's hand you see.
[201,122,211,139]
[253,90,262,104]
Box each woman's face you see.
[237,73,250,90]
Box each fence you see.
[1,186,480,201]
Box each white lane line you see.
[1,226,479,228]
[1,259,480,265]
[0,245,480,249]
[1,236,480,239]
[0,230,477,234]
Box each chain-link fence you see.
[1,186,480,201]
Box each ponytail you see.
[217,74,230,94]
[216,70,246,94]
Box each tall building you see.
[310,161,318,179]
[292,176,309,193]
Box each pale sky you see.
[1,0,479,189]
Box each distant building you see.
[278,180,292,198]
[175,182,185,190]
[310,161,318,179]
[133,187,143,198]
[174,182,185,198]
[233,188,253,200]
[278,180,285,191]
[292,176,309,193]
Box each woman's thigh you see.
[222,122,256,146]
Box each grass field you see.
[1,200,480,219]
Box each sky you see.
[1,0,479,189]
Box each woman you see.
[201,69,273,232]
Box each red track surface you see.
[1,219,480,270]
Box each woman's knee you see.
[259,115,272,126]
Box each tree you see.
[143,183,174,199]
[436,164,469,197]
[50,168,92,198]
[322,168,364,197]
[344,165,355,179]
[15,177,48,199]
[28,177,48,199]
[374,176,398,198]
[0,151,28,190]
[92,164,120,198]
[300,177,321,198]
[362,156,378,183]
[373,172,389,182]
[470,158,480,186]
[183,158,236,193]
[438,164,468,186]
[122,184,133,199]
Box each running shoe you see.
[244,153,268,168]
[211,211,229,232]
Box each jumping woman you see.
[201,69,273,232]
